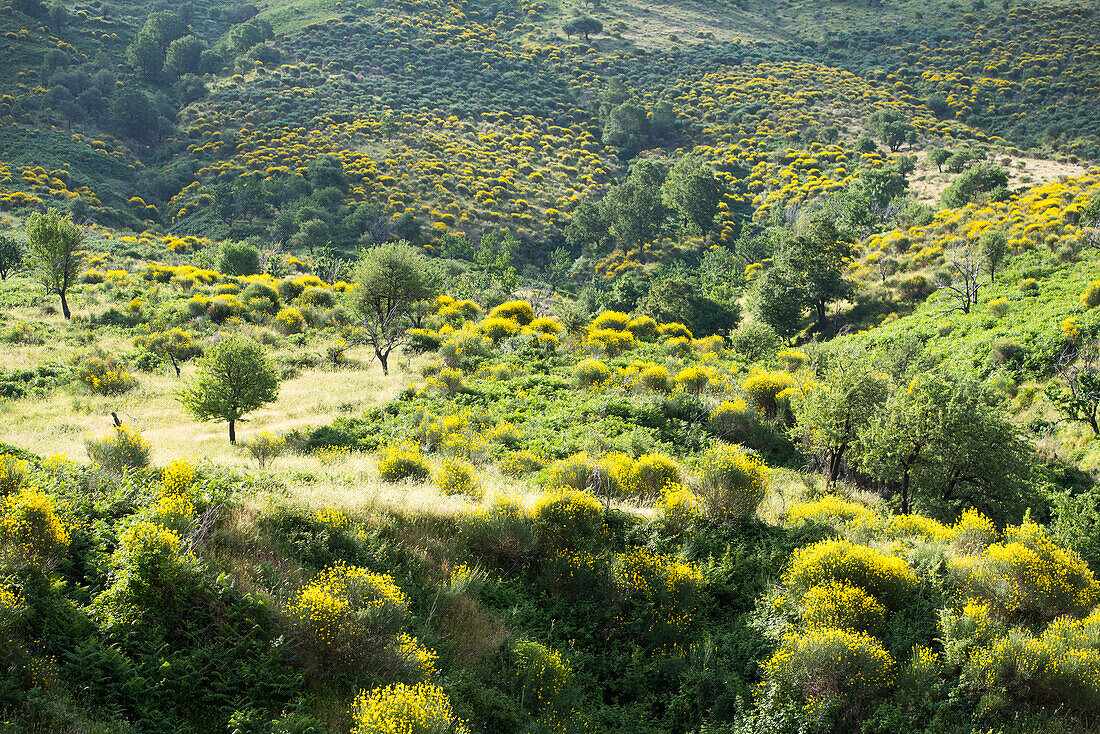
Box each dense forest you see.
[3,0,1100,732]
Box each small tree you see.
[662,156,722,244]
[0,235,23,279]
[347,242,440,375]
[1048,339,1100,435]
[176,335,280,443]
[936,242,983,314]
[564,15,602,41]
[26,208,84,319]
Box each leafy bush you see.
[288,563,411,676]
[216,241,261,276]
[85,425,152,473]
[694,444,770,522]
[0,454,27,496]
[274,307,305,334]
[243,431,285,469]
[0,489,70,571]
[499,451,544,477]
[532,489,605,552]
[624,453,680,499]
[460,496,537,565]
[741,369,798,419]
[77,355,137,395]
[378,444,431,482]
[707,398,756,440]
[609,548,703,643]
[92,521,199,627]
[511,641,571,714]
[350,682,469,734]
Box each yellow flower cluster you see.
[694,444,771,522]
[314,507,353,530]
[784,539,917,608]
[350,682,469,734]
[0,454,27,496]
[288,563,410,650]
[434,457,482,500]
[378,444,431,482]
[161,457,196,495]
[784,495,882,535]
[0,489,70,570]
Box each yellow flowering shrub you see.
[707,399,755,440]
[888,513,952,542]
[624,453,681,499]
[957,521,1100,622]
[777,348,808,372]
[479,316,523,342]
[784,539,917,607]
[511,641,571,714]
[586,328,636,357]
[638,364,672,393]
[350,682,469,734]
[274,307,305,334]
[591,311,632,332]
[763,627,895,716]
[77,355,137,395]
[161,457,196,495]
[785,495,881,535]
[741,369,798,418]
[148,493,196,535]
[799,581,887,636]
[660,484,701,529]
[533,489,605,551]
[93,521,198,626]
[694,444,770,522]
[1082,279,1100,309]
[0,454,27,496]
[288,563,411,674]
[85,425,152,474]
[434,458,482,500]
[378,444,431,482]
[0,489,70,571]
[460,496,537,565]
[656,322,693,340]
[428,367,465,396]
[243,431,286,469]
[488,300,535,325]
[499,450,544,477]
[673,366,711,394]
[951,508,998,554]
[626,315,657,340]
[609,548,702,642]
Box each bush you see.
[639,364,671,392]
[656,322,693,340]
[533,488,605,551]
[440,330,491,369]
[574,359,611,388]
[694,444,770,522]
[784,539,917,607]
[488,300,535,325]
[784,495,881,534]
[479,316,522,342]
[586,328,636,357]
[609,548,702,643]
[0,489,70,571]
[800,581,887,636]
[499,450,544,477]
[85,425,152,473]
[216,241,261,276]
[289,563,414,677]
[958,521,1099,622]
[624,453,680,499]
[274,307,305,334]
[92,521,199,626]
[511,641,571,714]
[707,399,756,440]
[378,444,431,482]
[989,297,1011,318]
[78,355,137,395]
[626,315,657,340]
[673,365,710,394]
[728,321,781,361]
[434,458,482,499]
[763,627,895,716]
[0,454,27,496]
[460,496,537,565]
[952,507,998,554]
[591,310,632,331]
[741,369,798,419]
[1082,279,1100,309]
[298,286,334,309]
[350,682,469,734]
[243,430,285,469]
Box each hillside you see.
[5,0,1100,732]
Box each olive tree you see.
[176,335,280,443]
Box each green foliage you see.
[85,425,152,474]
[694,444,770,522]
[176,335,281,443]
[217,241,262,276]
[26,208,84,319]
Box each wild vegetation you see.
[4,0,1100,731]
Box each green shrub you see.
[243,430,285,469]
[694,444,770,522]
[460,497,537,565]
[532,488,605,551]
[511,641,571,714]
[85,425,152,473]
[216,241,261,276]
[0,454,27,496]
[624,453,680,498]
[77,355,137,395]
[499,451,543,477]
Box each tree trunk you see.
[816,299,827,331]
[827,446,845,485]
[60,291,71,319]
[900,468,910,515]
[378,349,389,376]
[229,419,236,444]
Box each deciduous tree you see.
[177,335,280,443]
[26,208,84,319]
